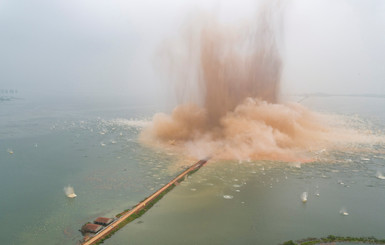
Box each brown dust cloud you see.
[141,2,384,163]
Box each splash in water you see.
[64,186,77,198]
[141,1,384,163]
[301,192,308,203]
[376,171,385,180]
[340,207,349,216]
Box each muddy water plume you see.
[142,2,384,162]
[157,1,284,126]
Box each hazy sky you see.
[282,0,385,95]
[1,0,384,100]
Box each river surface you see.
[1,94,385,245]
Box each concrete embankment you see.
[81,159,208,245]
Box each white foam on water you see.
[108,118,151,128]
[315,190,320,197]
[223,195,234,199]
[290,162,301,169]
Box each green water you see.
[1,95,385,245]
[104,157,385,245]
[105,96,385,245]
[0,96,182,245]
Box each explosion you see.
[141,1,383,162]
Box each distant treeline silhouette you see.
[0,89,18,94]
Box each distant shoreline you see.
[281,235,385,245]
[289,93,385,98]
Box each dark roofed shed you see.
[82,223,103,233]
[94,217,113,226]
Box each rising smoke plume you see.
[141,1,383,162]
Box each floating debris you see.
[301,192,308,203]
[7,148,13,154]
[223,195,234,199]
